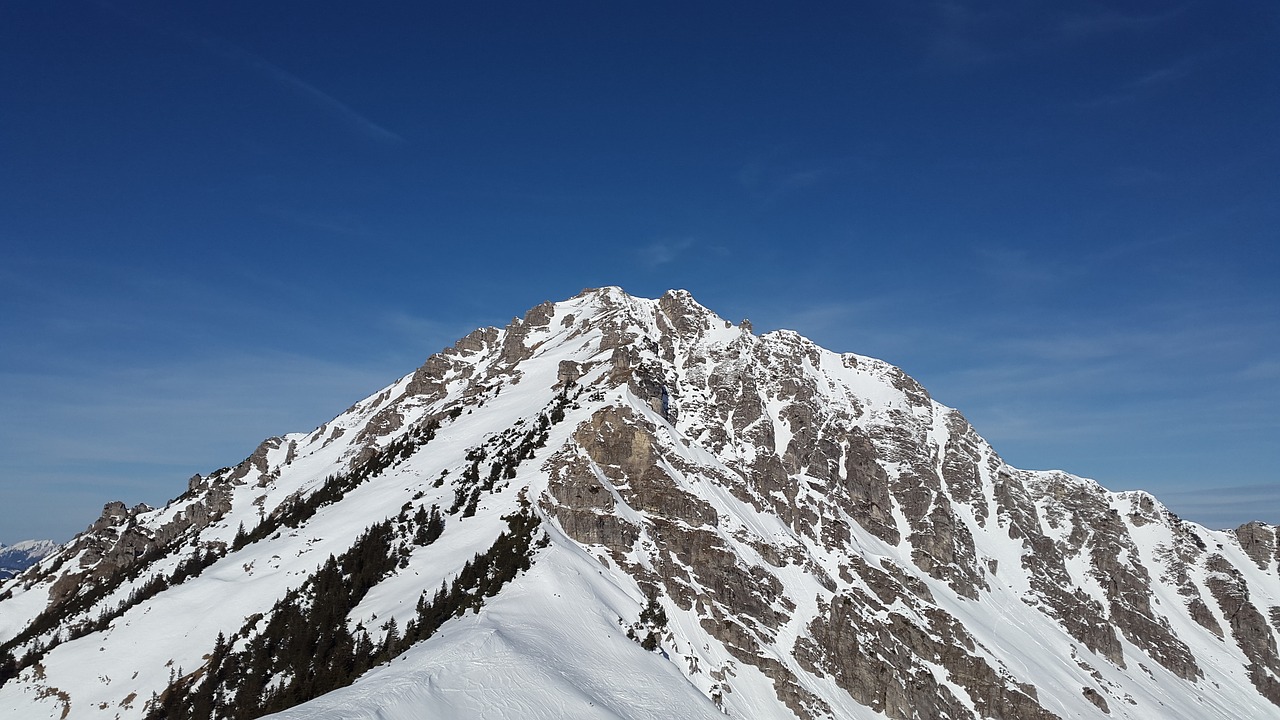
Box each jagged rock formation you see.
[1,287,1277,720]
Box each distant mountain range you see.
[0,540,57,581]
[2,288,1278,719]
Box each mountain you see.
[0,541,58,581]
[2,287,1278,720]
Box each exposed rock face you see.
[1236,522,1277,571]
[1030,474,1201,681]
[537,331,1057,719]
[530,290,1280,719]
[1083,686,1111,714]
[39,440,257,608]
[1204,553,1280,704]
[404,326,500,400]
[3,287,1278,720]
[797,593,1055,720]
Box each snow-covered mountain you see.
[0,541,58,581]
[2,287,1278,720]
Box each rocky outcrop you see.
[796,585,1056,720]
[536,289,1279,718]
[1083,686,1111,714]
[993,470,1126,666]
[1236,522,1277,571]
[1205,553,1280,704]
[44,453,242,607]
[941,410,990,526]
[545,406,804,712]
[1032,475,1201,680]
[404,326,500,399]
[541,449,636,551]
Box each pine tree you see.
[378,618,400,663]
[0,650,16,688]
[425,506,445,544]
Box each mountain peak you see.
[0,540,57,581]
[2,288,1277,720]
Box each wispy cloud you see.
[1078,52,1207,108]
[753,292,928,361]
[371,310,481,363]
[1239,360,1280,382]
[1106,165,1170,188]
[260,204,371,237]
[1156,484,1280,529]
[93,1,403,144]
[905,2,1093,73]
[736,152,848,208]
[898,3,1190,76]
[0,352,392,463]
[638,237,695,268]
[1128,55,1200,89]
[198,37,405,145]
[0,350,399,541]
[919,0,997,71]
[378,311,449,343]
[775,169,828,195]
[1058,7,1189,40]
[971,245,1069,286]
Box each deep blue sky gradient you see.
[3,1,1278,541]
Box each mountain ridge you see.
[0,541,58,582]
[1,287,1278,719]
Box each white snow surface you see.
[260,539,731,720]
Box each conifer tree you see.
[0,650,16,689]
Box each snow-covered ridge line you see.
[0,541,57,583]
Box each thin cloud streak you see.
[1077,52,1205,108]
[0,350,399,541]
[0,352,394,463]
[736,150,856,207]
[639,238,695,268]
[93,0,404,145]
[1157,484,1280,530]
[201,37,405,145]
[260,205,371,237]
[1058,7,1189,39]
[1128,55,1201,89]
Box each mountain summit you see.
[2,287,1278,719]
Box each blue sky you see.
[2,1,1277,542]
